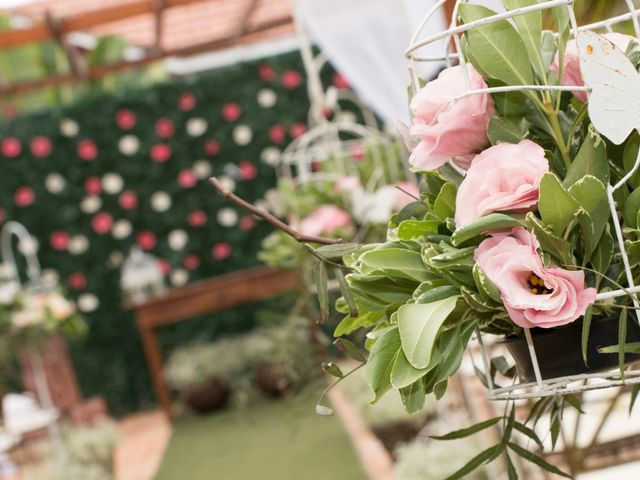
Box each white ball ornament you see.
[261,147,281,166]
[217,176,236,193]
[118,135,140,156]
[257,89,277,108]
[81,196,102,214]
[45,173,66,194]
[217,208,238,227]
[151,191,172,212]
[171,269,189,287]
[112,220,132,240]
[233,125,253,146]
[78,293,99,313]
[68,235,89,255]
[186,118,208,137]
[168,229,189,251]
[102,173,124,194]
[59,118,79,137]
[193,160,212,179]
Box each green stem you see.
[547,106,572,170]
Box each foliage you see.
[0,50,328,414]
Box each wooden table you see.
[127,266,301,419]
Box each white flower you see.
[186,118,208,137]
[45,173,66,194]
[151,191,172,212]
[68,235,89,255]
[118,135,140,156]
[112,220,132,239]
[257,89,277,108]
[168,229,188,251]
[170,269,188,287]
[59,119,79,137]
[217,208,238,227]
[77,293,99,313]
[81,196,102,214]
[193,160,212,179]
[261,147,281,166]
[46,292,75,320]
[233,125,253,146]
[217,176,236,193]
[102,173,124,194]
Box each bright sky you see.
[0,0,37,8]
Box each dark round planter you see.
[503,316,640,383]
[183,378,230,414]
[254,363,290,398]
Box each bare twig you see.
[394,184,420,201]
[210,177,343,246]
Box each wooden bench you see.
[127,266,301,419]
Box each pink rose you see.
[335,176,361,194]
[299,205,352,237]
[475,228,596,329]
[553,33,636,102]
[409,64,495,171]
[455,140,548,228]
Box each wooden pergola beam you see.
[0,0,210,50]
[2,15,292,97]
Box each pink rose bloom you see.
[409,64,496,171]
[335,176,361,194]
[394,181,420,210]
[299,205,352,237]
[553,33,636,102]
[455,140,549,228]
[475,228,596,329]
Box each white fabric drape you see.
[296,0,505,125]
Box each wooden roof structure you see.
[0,0,294,95]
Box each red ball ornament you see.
[84,176,102,195]
[30,136,52,158]
[1,137,21,158]
[269,124,287,144]
[289,123,307,139]
[115,109,136,130]
[212,242,232,260]
[333,73,350,89]
[151,143,172,163]
[50,231,70,251]
[205,139,220,156]
[158,259,171,276]
[119,190,138,210]
[281,70,302,90]
[238,161,258,181]
[178,92,196,111]
[239,215,256,231]
[178,169,197,189]
[258,63,276,81]
[188,210,208,228]
[68,272,87,291]
[183,254,200,271]
[92,212,113,234]
[222,103,242,122]
[155,117,175,138]
[78,140,98,161]
[14,186,35,207]
[137,231,157,251]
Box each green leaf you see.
[451,213,522,246]
[334,268,358,317]
[445,444,504,480]
[487,116,528,145]
[507,455,519,480]
[620,308,628,379]
[398,297,459,369]
[473,264,502,303]
[315,243,361,259]
[538,173,581,236]
[502,0,545,79]
[630,385,640,414]
[458,5,533,86]
[333,338,366,362]
[391,347,440,389]
[314,261,329,324]
[625,187,640,229]
[399,379,426,414]
[461,287,501,312]
[598,342,640,354]
[591,227,614,275]
[582,306,593,365]
[397,220,439,240]
[365,327,401,403]
[623,133,640,188]
[360,248,430,282]
[563,126,609,188]
[540,30,557,70]
[569,176,610,259]
[508,442,572,478]
[433,182,457,220]
[513,421,544,448]
[322,361,344,378]
[432,417,501,440]
[415,286,461,305]
[525,213,572,265]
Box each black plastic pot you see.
[503,316,640,383]
[183,378,230,414]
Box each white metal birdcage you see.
[407,0,640,401]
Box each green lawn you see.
[155,394,367,480]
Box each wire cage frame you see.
[407,0,640,401]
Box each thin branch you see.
[210,177,343,246]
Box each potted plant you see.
[164,338,248,414]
